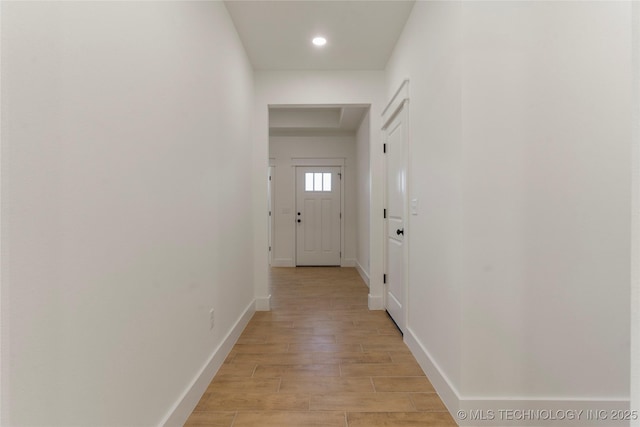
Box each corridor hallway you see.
[185,267,456,426]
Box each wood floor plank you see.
[263,334,337,344]
[362,343,413,353]
[213,363,256,378]
[243,320,294,330]
[236,335,268,345]
[372,377,436,393]
[340,362,425,377]
[287,343,362,353]
[206,378,280,393]
[279,377,374,393]
[253,363,340,378]
[203,392,309,411]
[243,327,316,337]
[309,392,415,412]
[232,411,347,427]
[233,352,315,365]
[311,351,393,364]
[337,334,404,345]
[253,312,334,322]
[232,343,289,354]
[388,351,422,363]
[301,320,356,329]
[183,411,236,427]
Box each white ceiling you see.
[269,105,368,136]
[224,1,415,70]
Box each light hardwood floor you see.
[184,267,457,427]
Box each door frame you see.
[291,157,345,267]
[382,80,410,331]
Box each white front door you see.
[295,166,341,266]
[384,103,408,333]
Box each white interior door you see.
[384,104,408,333]
[296,166,341,266]
[268,166,274,266]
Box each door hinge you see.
[383,143,387,153]
[340,251,342,258]
[269,175,272,181]
[269,246,271,252]
[269,211,271,217]
[338,172,342,180]
[383,274,387,284]
[340,212,342,219]
[383,208,386,219]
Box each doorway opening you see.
[267,104,370,272]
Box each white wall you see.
[253,71,385,309]
[269,135,357,267]
[387,0,632,422]
[633,5,640,425]
[460,1,630,402]
[356,111,371,284]
[1,2,255,426]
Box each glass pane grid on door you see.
[305,172,332,192]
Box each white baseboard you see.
[368,294,384,310]
[272,258,294,267]
[404,326,461,417]
[255,294,271,311]
[160,300,255,427]
[341,258,357,267]
[405,327,631,427]
[355,261,369,287]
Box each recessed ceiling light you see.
[312,36,327,47]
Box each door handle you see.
[396,228,404,236]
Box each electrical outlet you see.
[209,309,215,330]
